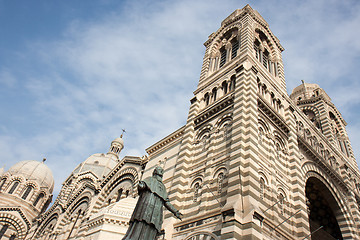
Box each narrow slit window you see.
[193,183,200,202]
[260,178,265,200]
[219,47,227,68]
[263,51,269,69]
[254,41,260,60]
[231,39,239,59]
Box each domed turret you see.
[290,80,331,103]
[290,81,320,101]
[72,135,125,178]
[108,133,125,158]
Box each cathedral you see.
[1,5,360,240]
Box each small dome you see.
[107,136,125,157]
[7,160,54,193]
[72,153,118,178]
[112,137,124,146]
[290,82,320,101]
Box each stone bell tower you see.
[143,4,360,240]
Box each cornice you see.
[257,96,289,135]
[194,94,234,130]
[146,126,185,155]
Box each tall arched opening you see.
[305,177,343,240]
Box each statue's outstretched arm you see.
[164,200,183,220]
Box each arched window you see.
[278,193,285,214]
[231,38,239,59]
[230,75,236,91]
[217,173,225,194]
[33,192,45,207]
[222,81,228,95]
[212,88,217,102]
[222,123,232,142]
[193,182,200,202]
[259,127,265,143]
[125,190,130,198]
[201,134,210,151]
[219,47,227,68]
[8,181,19,194]
[22,186,34,200]
[204,93,210,106]
[260,178,265,200]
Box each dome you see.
[72,136,125,178]
[72,153,118,178]
[112,137,124,146]
[290,82,320,101]
[7,160,54,193]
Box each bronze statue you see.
[122,166,182,240]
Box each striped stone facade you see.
[143,5,360,240]
[3,4,360,240]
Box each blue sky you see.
[1,0,360,197]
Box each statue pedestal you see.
[84,197,138,240]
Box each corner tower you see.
[143,4,360,240]
[290,82,356,165]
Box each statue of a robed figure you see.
[122,166,182,240]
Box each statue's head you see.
[153,166,164,178]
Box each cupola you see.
[107,133,125,158]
